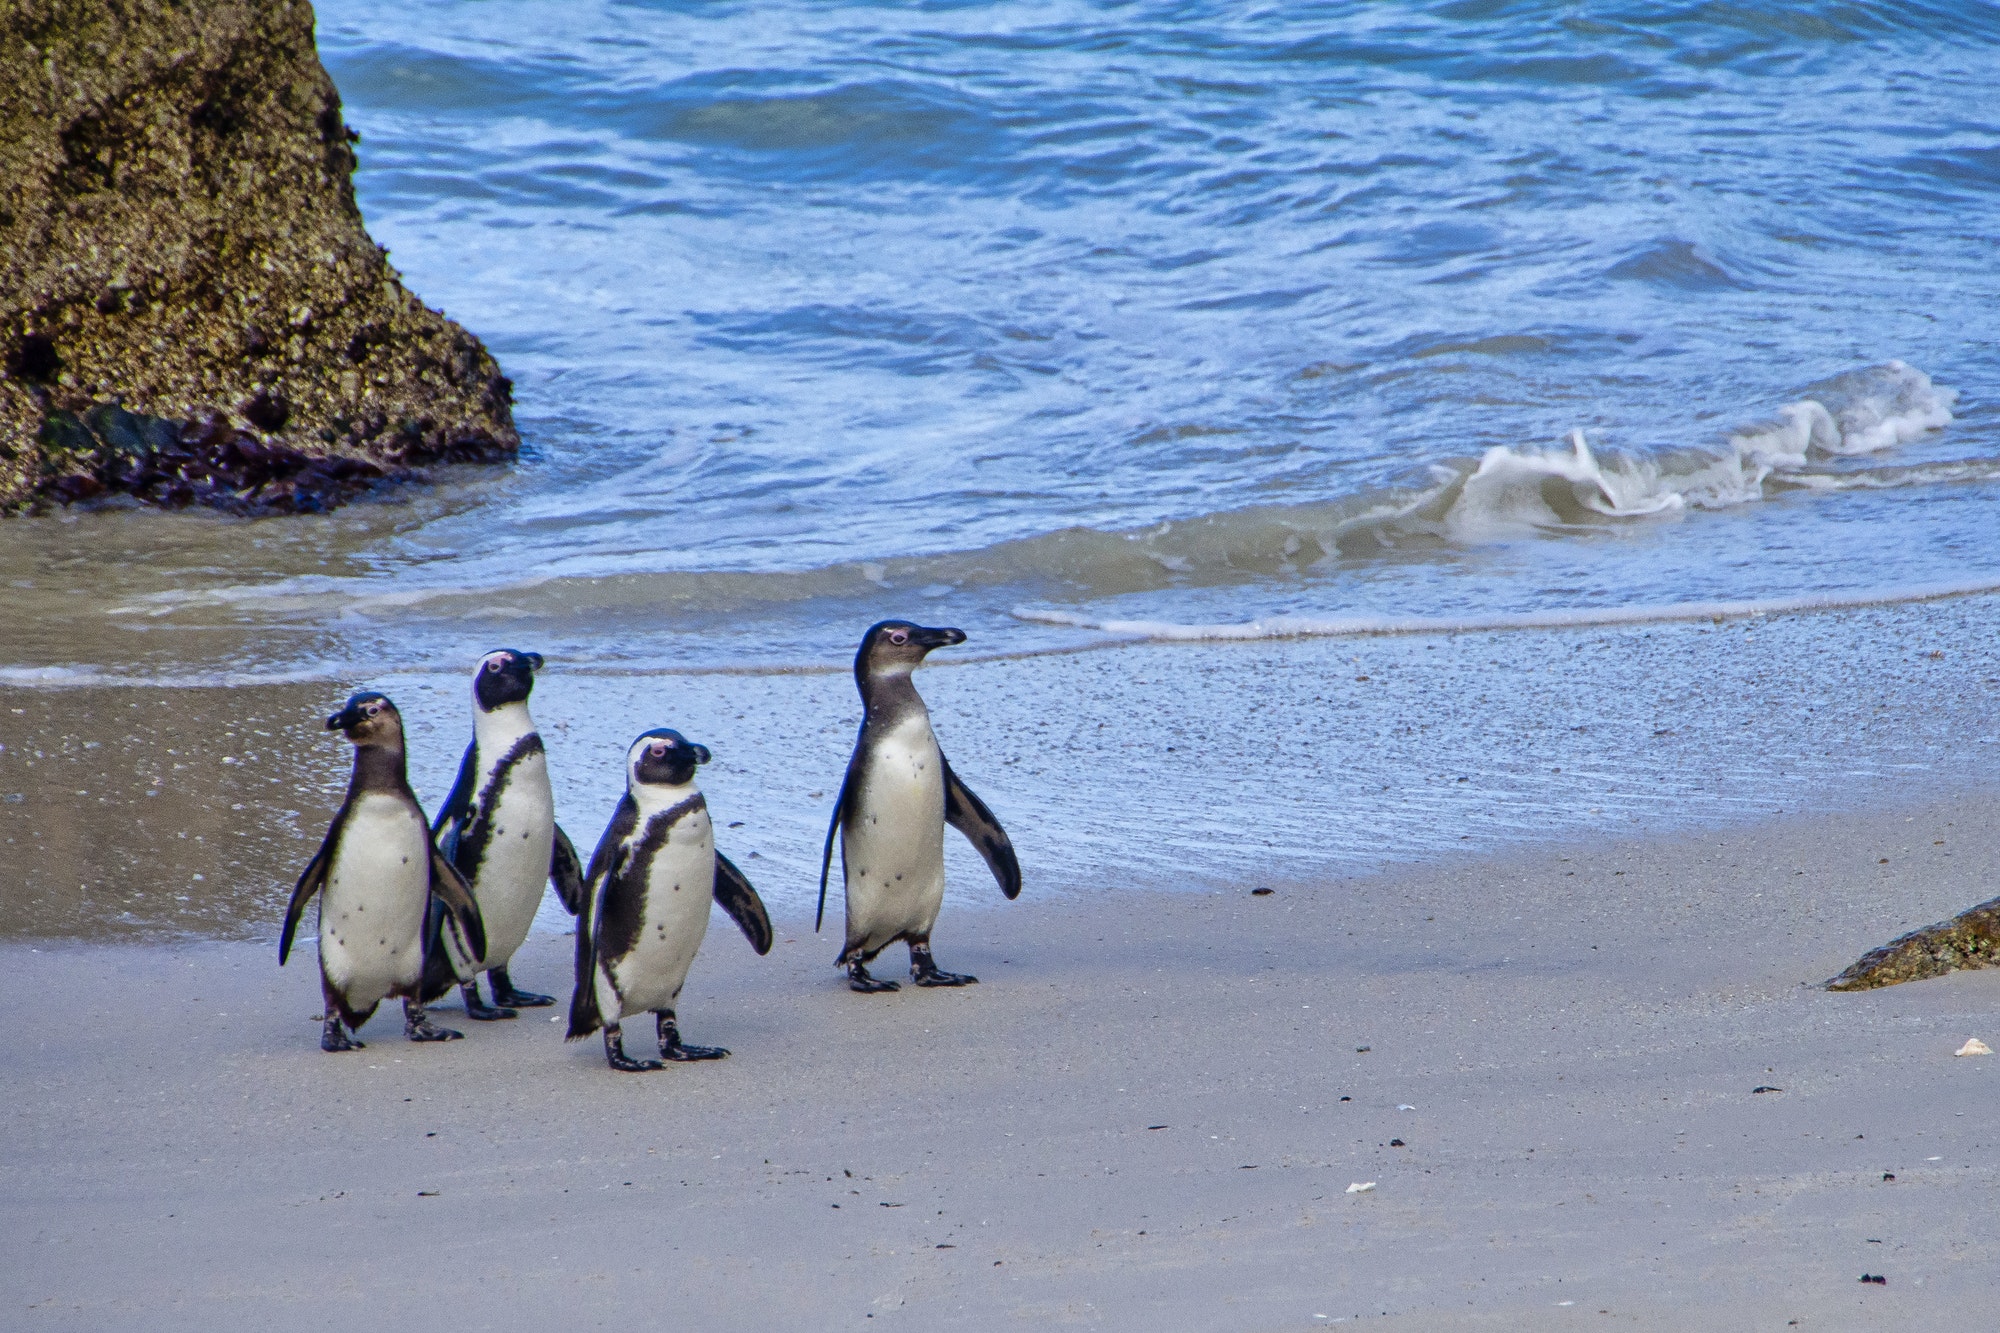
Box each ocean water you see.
[5,2,2000,932]
[2,0,1998,681]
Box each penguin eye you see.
[649,742,670,757]
[484,658,504,673]
[888,629,909,645]
[364,703,381,717]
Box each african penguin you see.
[566,729,773,1072]
[816,620,1020,993]
[280,692,487,1051]
[421,648,585,1020]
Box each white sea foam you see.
[1416,361,1958,541]
[1012,575,2000,643]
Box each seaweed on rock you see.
[0,0,518,514]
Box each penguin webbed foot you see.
[460,981,518,1021]
[403,1000,464,1042]
[488,968,555,1009]
[604,1025,664,1072]
[320,1017,363,1052]
[846,960,900,993]
[657,1011,728,1061]
[910,943,978,987]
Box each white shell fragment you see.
[1345,1181,1377,1194]
[1954,1038,1992,1057]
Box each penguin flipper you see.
[431,739,480,859]
[278,826,338,965]
[941,753,1021,900]
[569,797,638,1041]
[713,852,774,955]
[550,822,587,916]
[566,876,604,1041]
[417,896,461,1003]
[427,848,488,964]
[816,749,861,933]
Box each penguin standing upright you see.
[281,693,487,1051]
[817,621,1020,992]
[422,649,586,1020]
[567,729,773,1072]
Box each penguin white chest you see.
[456,746,556,970]
[606,806,716,1017]
[320,794,430,1006]
[843,716,947,946]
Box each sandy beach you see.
[8,782,2000,1329]
[8,2,2000,1327]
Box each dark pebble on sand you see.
[1252,886,1274,896]
[1752,1085,1782,1094]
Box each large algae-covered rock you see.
[0,0,516,514]
[1826,893,2000,991]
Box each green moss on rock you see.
[0,0,517,513]
[1826,894,2000,991]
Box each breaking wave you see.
[111,363,1971,627]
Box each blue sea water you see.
[305,0,2000,669]
[4,0,1998,678]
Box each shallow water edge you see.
[4,591,1997,942]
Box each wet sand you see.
[0,686,339,939]
[8,789,2000,1329]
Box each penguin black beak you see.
[915,626,967,649]
[524,652,544,672]
[691,744,712,765]
[325,706,358,732]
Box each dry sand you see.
[8,788,2000,1330]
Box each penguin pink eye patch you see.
[888,630,908,644]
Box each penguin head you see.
[854,620,967,681]
[473,648,543,711]
[628,728,710,789]
[326,692,402,747]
